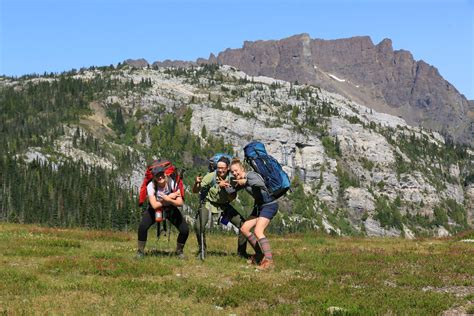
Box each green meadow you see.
[0,222,473,315]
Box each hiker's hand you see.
[168,191,180,199]
[236,178,247,186]
[192,175,203,194]
[218,180,230,188]
[157,192,168,201]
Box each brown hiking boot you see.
[256,258,274,270]
[246,254,258,265]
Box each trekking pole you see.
[168,168,185,252]
[157,221,161,239]
[198,182,207,261]
[199,201,205,260]
[166,219,171,247]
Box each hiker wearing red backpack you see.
[229,158,279,270]
[137,165,189,259]
[192,156,248,259]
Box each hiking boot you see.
[196,249,206,260]
[176,243,186,260]
[256,258,274,270]
[196,233,207,260]
[136,240,146,259]
[247,253,263,265]
[237,238,248,258]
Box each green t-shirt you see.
[200,171,234,207]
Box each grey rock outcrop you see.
[344,187,375,221]
[466,184,474,225]
[123,58,149,68]
[152,59,196,68]
[364,218,401,237]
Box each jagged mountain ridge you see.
[132,33,473,145]
[1,64,472,237]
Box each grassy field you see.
[0,222,473,315]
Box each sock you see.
[246,233,263,255]
[258,237,273,261]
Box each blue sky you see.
[1,0,473,99]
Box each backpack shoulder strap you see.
[211,171,217,187]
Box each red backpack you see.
[138,160,185,206]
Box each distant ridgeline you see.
[0,64,472,236]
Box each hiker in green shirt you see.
[192,156,248,259]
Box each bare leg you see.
[240,217,257,237]
[254,217,271,239]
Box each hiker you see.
[137,166,189,258]
[192,156,248,259]
[229,158,279,270]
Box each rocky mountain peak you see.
[376,38,393,53]
[123,58,149,68]
[190,34,472,145]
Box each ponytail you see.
[231,158,245,171]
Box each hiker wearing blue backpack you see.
[229,158,278,270]
[228,142,290,270]
[192,155,248,259]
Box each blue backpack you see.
[244,141,290,199]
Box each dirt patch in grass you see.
[423,286,474,298]
[442,300,474,316]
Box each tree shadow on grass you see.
[147,249,175,257]
[146,248,233,258]
[204,250,231,257]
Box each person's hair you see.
[217,156,230,167]
[230,158,245,170]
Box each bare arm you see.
[148,193,165,210]
[192,176,202,193]
[161,192,184,207]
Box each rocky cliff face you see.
[194,34,472,145]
